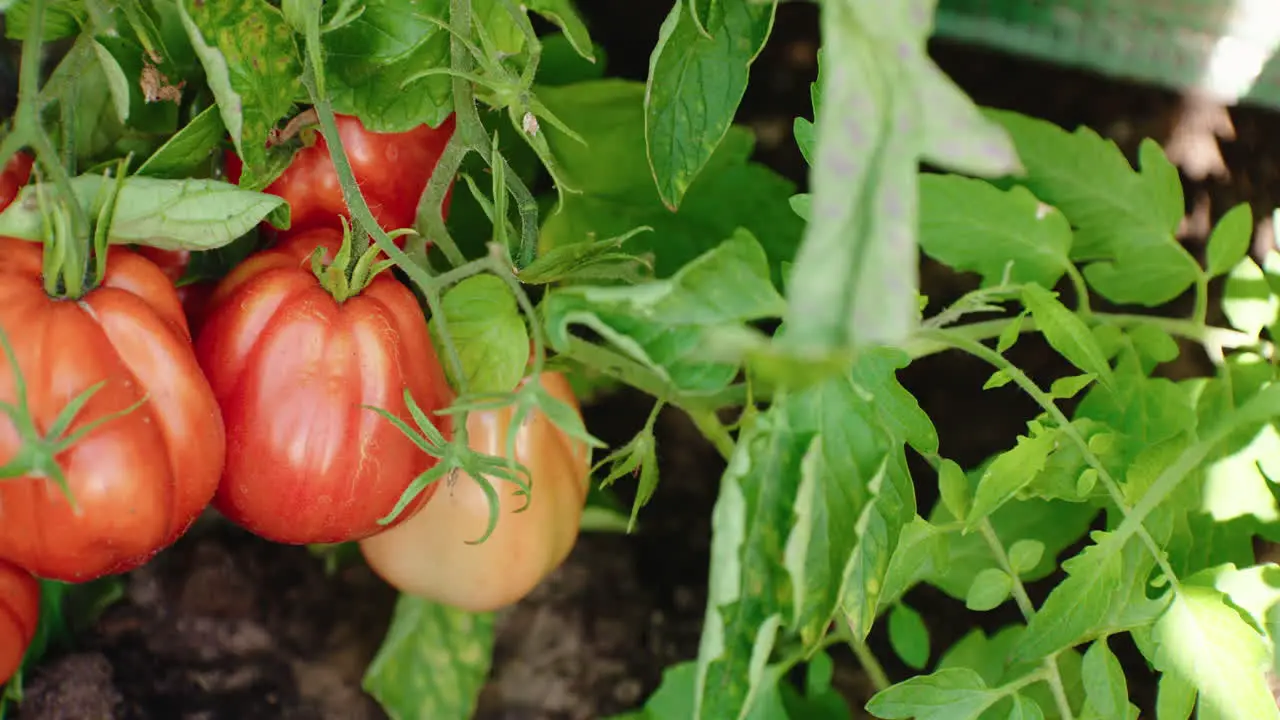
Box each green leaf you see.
[644,0,774,209]
[91,40,131,124]
[781,6,1019,355]
[641,661,793,720]
[542,229,787,396]
[918,175,1074,290]
[1007,694,1046,720]
[178,0,301,191]
[888,603,930,670]
[1223,256,1279,337]
[1205,203,1254,278]
[323,0,453,133]
[1150,585,1280,720]
[838,449,916,641]
[1021,284,1116,392]
[429,275,529,395]
[780,652,853,720]
[965,567,1013,612]
[538,80,803,281]
[135,105,227,178]
[693,408,801,720]
[1013,532,1124,662]
[783,368,898,646]
[517,226,653,285]
[1007,540,1045,576]
[985,110,1200,306]
[526,0,595,62]
[363,595,494,720]
[966,422,1059,527]
[938,458,971,520]
[878,516,947,611]
[927,494,1097,602]
[1081,637,1128,719]
[0,175,285,251]
[866,668,1003,720]
[1155,671,1196,720]
[5,0,84,40]
[848,347,939,456]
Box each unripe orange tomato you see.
[359,372,591,612]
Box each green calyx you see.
[0,326,146,513]
[309,217,412,303]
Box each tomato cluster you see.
[0,111,592,685]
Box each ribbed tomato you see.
[359,372,591,612]
[0,560,38,685]
[225,113,456,240]
[132,247,216,334]
[194,227,455,544]
[0,237,225,582]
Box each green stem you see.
[849,634,891,693]
[979,521,1076,720]
[931,329,1182,591]
[687,408,735,461]
[1065,264,1092,318]
[1192,273,1211,327]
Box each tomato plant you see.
[224,113,457,242]
[0,561,38,686]
[360,371,590,612]
[194,226,455,544]
[0,237,225,582]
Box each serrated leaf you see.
[0,175,285,250]
[429,275,529,395]
[848,346,939,455]
[965,567,1013,612]
[919,175,1073,290]
[839,449,916,641]
[538,80,803,282]
[363,595,494,720]
[877,516,947,612]
[888,603,930,670]
[1206,203,1254,278]
[967,423,1058,526]
[693,408,801,720]
[1152,585,1279,720]
[1081,637,1128,719]
[783,368,897,647]
[178,0,301,191]
[866,668,1002,720]
[542,229,786,396]
[645,0,774,210]
[323,0,453,132]
[1021,284,1115,392]
[986,110,1200,306]
[517,227,652,285]
[1013,533,1124,662]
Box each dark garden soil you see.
[13,3,1280,719]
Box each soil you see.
[12,3,1280,719]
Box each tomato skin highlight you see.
[0,560,38,684]
[225,113,456,240]
[195,227,455,544]
[0,237,226,582]
[359,372,591,612]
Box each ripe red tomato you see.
[359,372,591,612]
[194,227,455,544]
[0,152,33,211]
[0,237,226,582]
[0,560,38,685]
[132,247,217,335]
[225,113,456,240]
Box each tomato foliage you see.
[4,1,1280,720]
